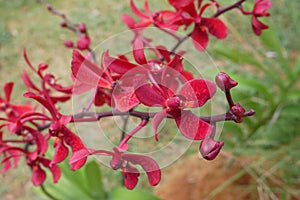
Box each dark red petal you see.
[11,104,34,116]
[252,16,268,36]
[123,165,140,190]
[49,164,61,183]
[121,14,136,29]
[253,0,272,14]
[191,26,208,51]
[152,109,168,141]
[24,126,48,155]
[32,166,46,186]
[123,154,161,186]
[39,157,62,183]
[178,79,216,108]
[112,87,139,112]
[72,50,111,89]
[103,51,138,74]
[22,71,40,92]
[134,83,165,106]
[168,0,194,9]
[23,92,58,119]
[202,18,227,39]
[130,0,149,18]
[1,159,11,174]
[51,138,69,166]
[172,110,212,140]
[156,45,171,62]
[63,127,87,170]
[133,38,147,65]
[4,82,14,103]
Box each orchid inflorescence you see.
[0,0,271,190]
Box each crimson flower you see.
[122,0,181,31]
[251,0,272,35]
[70,148,161,190]
[0,82,33,120]
[135,78,216,140]
[27,156,61,186]
[174,1,227,50]
[24,92,87,170]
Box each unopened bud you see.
[46,4,53,11]
[64,40,74,48]
[200,138,224,160]
[76,35,91,51]
[77,23,87,33]
[231,103,246,123]
[60,21,67,27]
[215,72,238,92]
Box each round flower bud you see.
[231,103,246,123]
[60,21,67,27]
[77,23,87,33]
[64,40,74,48]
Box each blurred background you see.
[0,0,299,199]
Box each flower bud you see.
[64,40,74,48]
[46,4,53,11]
[76,35,91,51]
[77,23,87,33]
[215,72,238,92]
[200,138,224,160]
[231,103,246,123]
[60,21,67,27]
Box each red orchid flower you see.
[23,50,73,104]
[122,0,180,31]
[251,0,272,35]
[135,78,216,140]
[0,82,33,120]
[104,38,192,79]
[69,148,161,190]
[71,50,140,111]
[24,92,87,170]
[27,156,61,186]
[169,0,227,50]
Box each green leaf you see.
[231,75,275,106]
[260,28,282,53]
[292,55,300,78]
[109,187,160,200]
[260,28,292,79]
[85,160,107,199]
[213,45,283,86]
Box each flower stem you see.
[212,0,247,18]
[118,119,148,150]
[40,184,59,200]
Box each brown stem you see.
[213,0,247,18]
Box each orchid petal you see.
[4,82,14,103]
[191,26,208,51]
[32,166,46,186]
[123,165,140,190]
[202,18,227,39]
[178,79,216,108]
[152,109,167,141]
[134,83,165,106]
[123,154,161,186]
[103,50,138,74]
[172,110,212,140]
[133,38,147,65]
